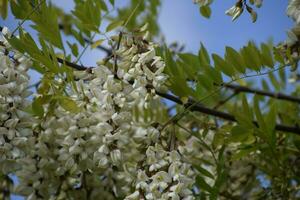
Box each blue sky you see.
[159,0,292,54]
[1,1,293,199]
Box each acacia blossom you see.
[0,27,197,199]
[287,0,300,24]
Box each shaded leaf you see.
[200,5,211,18]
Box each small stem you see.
[213,91,239,109]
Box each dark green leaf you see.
[195,166,214,179]
[200,5,211,18]
[0,0,8,19]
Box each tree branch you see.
[156,91,300,135]
[56,57,88,71]
[223,83,300,104]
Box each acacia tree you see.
[0,0,299,199]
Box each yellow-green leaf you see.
[106,20,124,32]
[59,97,81,113]
[212,54,236,77]
[91,39,105,49]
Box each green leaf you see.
[0,0,8,19]
[163,47,176,76]
[203,64,223,84]
[212,54,235,77]
[293,137,300,151]
[30,3,64,49]
[231,146,257,160]
[72,0,102,33]
[198,43,210,65]
[225,46,245,73]
[260,43,274,68]
[67,42,79,57]
[200,5,211,18]
[58,97,81,113]
[109,0,115,5]
[229,125,251,143]
[10,0,32,19]
[91,39,105,49]
[7,29,59,73]
[273,49,285,64]
[241,94,253,120]
[32,97,44,117]
[96,0,108,11]
[178,53,200,79]
[71,29,86,46]
[253,95,267,133]
[196,176,213,193]
[106,20,124,32]
[197,74,213,90]
[261,79,270,91]
[266,103,277,132]
[269,73,280,91]
[265,102,277,149]
[241,42,262,71]
[195,165,214,179]
[234,96,254,129]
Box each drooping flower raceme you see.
[0,27,34,174]
[0,26,197,199]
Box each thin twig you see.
[213,91,239,109]
[223,83,300,104]
[75,32,97,64]
[122,1,142,28]
[157,91,300,135]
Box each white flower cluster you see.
[282,0,300,70]
[116,31,168,107]
[0,27,196,199]
[0,27,34,173]
[287,0,300,24]
[225,2,244,22]
[224,0,261,22]
[125,144,195,200]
